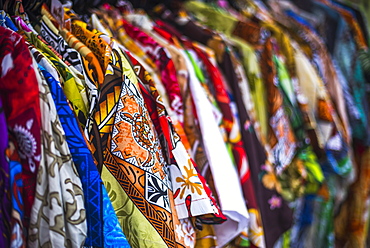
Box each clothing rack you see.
[0,1,369,248]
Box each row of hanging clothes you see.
[0,0,369,247]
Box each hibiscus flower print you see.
[175,224,184,240]
[181,219,195,247]
[268,195,282,210]
[175,219,196,247]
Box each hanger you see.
[3,0,27,18]
[3,0,15,15]
[274,0,318,24]
[292,0,315,12]
[223,0,242,12]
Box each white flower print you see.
[181,219,195,248]
[175,224,184,240]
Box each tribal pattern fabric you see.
[28,61,87,247]
[107,73,178,245]
[42,67,129,247]
[39,16,84,73]
[57,25,103,137]
[25,30,89,127]
[67,12,111,72]
[84,37,183,247]
[130,52,226,223]
[122,20,184,122]
[41,67,99,245]
[41,4,105,88]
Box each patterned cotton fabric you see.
[28,55,87,247]
[0,1,370,248]
[128,51,226,222]
[0,98,11,248]
[121,20,184,123]
[41,66,129,247]
[0,26,42,233]
[103,74,179,247]
[7,146,25,248]
[76,28,182,246]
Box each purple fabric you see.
[0,98,10,248]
